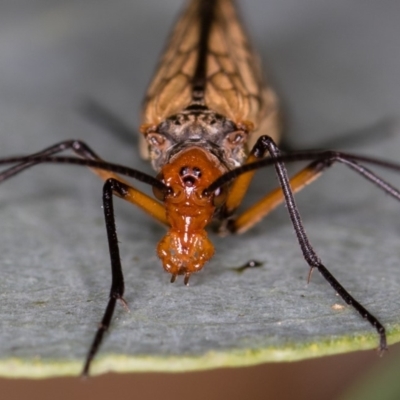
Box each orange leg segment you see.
[91,168,168,226]
[223,154,259,214]
[228,161,324,234]
[0,140,168,226]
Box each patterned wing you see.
[141,0,280,157]
[205,0,281,149]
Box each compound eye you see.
[147,133,165,147]
[212,186,227,208]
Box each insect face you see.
[157,146,226,283]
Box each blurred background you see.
[1,345,400,399]
[1,0,400,399]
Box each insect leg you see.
[0,140,102,182]
[229,149,400,234]
[232,135,388,352]
[221,152,259,218]
[82,177,131,377]
[0,141,168,225]
[0,146,169,374]
[218,138,326,234]
[228,157,327,234]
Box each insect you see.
[1,0,400,377]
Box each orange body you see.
[157,147,227,282]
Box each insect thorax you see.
[143,107,250,171]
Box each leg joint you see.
[104,178,129,197]
[252,135,279,158]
